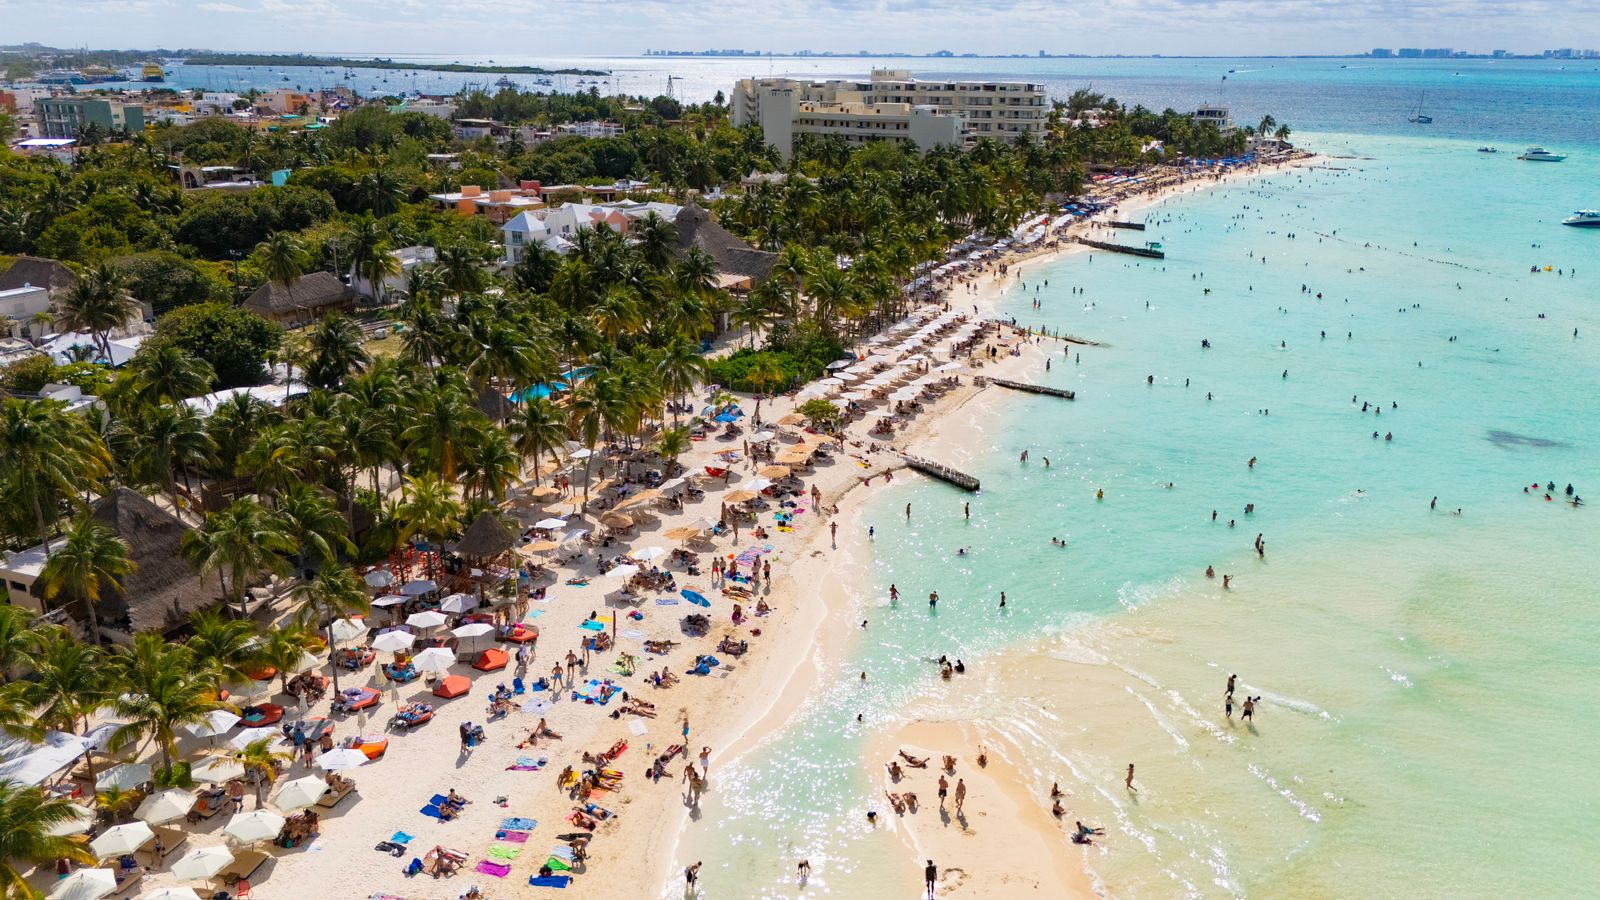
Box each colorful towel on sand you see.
[420,805,444,819]
[495,830,530,843]
[498,817,537,831]
[545,856,572,871]
[653,598,679,606]
[475,860,512,878]
[488,845,520,860]
[389,831,413,844]
[548,846,575,861]
[529,875,570,888]
[578,620,604,631]
[506,756,543,771]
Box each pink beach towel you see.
[495,830,530,843]
[475,860,512,878]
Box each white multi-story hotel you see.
[731,69,1049,160]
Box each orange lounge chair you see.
[504,625,538,644]
[472,648,509,672]
[433,675,470,699]
[342,735,389,760]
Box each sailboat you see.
[1408,92,1432,124]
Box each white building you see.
[732,69,1049,160]
[0,285,53,337]
[556,121,625,139]
[502,200,684,266]
[349,246,436,302]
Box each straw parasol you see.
[722,490,757,503]
[776,413,806,427]
[615,489,660,511]
[454,510,517,560]
[663,526,701,542]
[776,449,812,465]
[759,465,791,478]
[518,539,559,556]
[600,511,634,530]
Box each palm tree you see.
[185,610,261,695]
[127,343,216,407]
[511,397,565,486]
[0,606,37,685]
[109,634,220,775]
[20,625,112,737]
[304,314,372,389]
[127,403,216,516]
[293,565,369,693]
[0,397,111,550]
[181,497,294,617]
[273,483,355,578]
[434,243,486,299]
[458,425,519,505]
[253,624,318,695]
[257,231,307,311]
[397,474,463,577]
[36,514,134,643]
[1257,114,1277,138]
[234,737,290,809]
[0,781,96,893]
[354,168,405,217]
[58,263,139,363]
[656,427,689,475]
[654,337,707,424]
[632,211,678,272]
[346,216,400,305]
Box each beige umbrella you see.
[168,845,235,882]
[663,526,701,542]
[776,413,806,426]
[758,465,791,479]
[134,788,196,825]
[270,776,326,812]
[615,489,660,511]
[91,821,153,858]
[224,810,284,845]
[776,450,812,465]
[600,511,634,529]
[519,540,559,556]
[722,490,757,504]
[526,485,561,501]
[49,869,116,900]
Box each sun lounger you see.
[316,780,356,808]
[473,648,509,672]
[239,704,283,727]
[110,868,143,896]
[432,675,470,699]
[136,825,187,865]
[217,848,268,882]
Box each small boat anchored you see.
[1408,92,1432,124]
[1518,147,1567,162]
[1562,210,1600,228]
[1477,147,1498,154]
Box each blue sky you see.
[3,0,1596,56]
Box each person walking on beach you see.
[1242,696,1259,722]
[925,860,938,898]
[830,521,837,546]
[938,774,949,809]
[954,778,967,813]
[685,861,701,889]
[1226,674,1237,699]
[1126,764,1137,792]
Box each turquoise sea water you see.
[672,121,1600,895]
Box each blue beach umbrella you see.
[681,590,710,607]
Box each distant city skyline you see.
[6,0,1600,60]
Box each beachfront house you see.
[243,271,354,326]
[349,245,436,302]
[429,183,548,224]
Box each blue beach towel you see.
[499,816,538,831]
[578,620,604,631]
[389,831,413,845]
[529,875,571,888]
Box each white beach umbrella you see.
[327,618,366,644]
[184,709,241,739]
[229,727,279,751]
[685,517,715,532]
[745,477,774,491]
[658,477,686,494]
[936,362,965,372]
[91,821,153,858]
[314,748,370,772]
[224,810,284,845]
[270,775,326,812]
[569,448,594,460]
[371,630,415,653]
[95,763,151,792]
[290,650,321,674]
[411,647,455,673]
[817,377,844,386]
[141,887,205,900]
[559,529,589,544]
[891,391,919,402]
[49,869,116,900]
[400,579,437,596]
[534,517,568,530]
[133,788,196,825]
[405,610,448,630]
[632,546,667,561]
[825,359,853,369]
[45,803,96,837]
[362,570,393,588]
[832,371,858,381]
[371,594,406,608]
[749,431,776,443]
[841,392,867,401]
[439,592,477,615]
[451,622,494,640]
[169,844,236,883]
[606,564,640,580]
[189,757,245,784]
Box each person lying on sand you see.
[898,750,929,767]
[1075,821,1105,837]
[943,755,957,773]
[885,791,906,815]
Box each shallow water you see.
[674,129,1600,897]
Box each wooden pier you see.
[1108,221,1146,231]
[901,454,980,492]
[988,378,1075,401]
[1073,236,1165,259]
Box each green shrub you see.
[706,325,843,393]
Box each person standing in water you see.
[1226,674,1237,698]
[1125,764,1137,792]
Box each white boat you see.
[1477,147,1497,154]
[1562,210,1600,228]
[1407,93,1432,124]
[1518,147,1567,162]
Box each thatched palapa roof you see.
[89,488,215,634]
[242,271,352,316]
[673,205,777,284]
[454,510,517,559]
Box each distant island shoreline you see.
[181,53,609,76]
